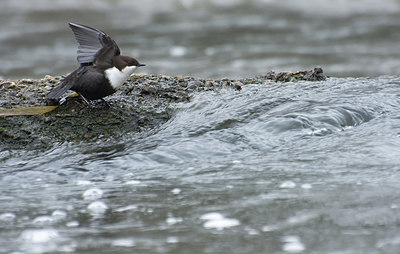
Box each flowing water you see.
[1,0,400,79]
[1,0,400,253]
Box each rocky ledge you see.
[0,68,325,150]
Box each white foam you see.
[105,175,115,182]
[112,238,135,247]
[171,188,181,194]
[115,205,138,212]
[19,228,69,254]
[261,224,280,232]
[282,235,306,253]
[286,212,319,226]
[200,212,224,221]
[66,220,79,227]
[201,212,240,230]
[166,217,183,225]
[280,181,296,189]
[32,215,54,226]
[308,128,329,136]
[205,47,216,56]
[169,46,187,57]
[82,188,103,200]
[203,218,240,230]
[0,212,16,222]
[166,236,179,243]
[301,183,312,189]
[124,180,141,185]
[87,201,108,216]
[246,228,260,235]
[76,180,93,185]
[376,236,400,249]
[52,210,67,220]
[20,229,59,243]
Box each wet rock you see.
[0,68,326,150]
[233,81,243,91]
[259,67,326,82]
[187,80,204,91]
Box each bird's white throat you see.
[105,66,137,89]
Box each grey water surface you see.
[2,0,400,254]
[1,0,400,79]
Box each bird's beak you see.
[139,63,146,67]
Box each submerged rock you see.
[0,68,326,150]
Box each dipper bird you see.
[47,23,145,101]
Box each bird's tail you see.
[46,79,74,99]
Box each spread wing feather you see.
[69,23,120,65]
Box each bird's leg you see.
[77,93,92,106]
[101,99,110,108]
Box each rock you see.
[260,67,326,82]
[187,80,204,91]
[0,68,326,150]
[233,81,243,91]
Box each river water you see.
[2,0,400,254]
[1,0,400,79]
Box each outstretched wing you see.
[69,23,120,65]
[92,34,119,70]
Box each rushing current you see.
[2,0,400,254]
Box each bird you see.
[47,23,145,102]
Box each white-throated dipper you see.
[47,23,145,102]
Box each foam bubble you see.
[115,205,138,212]
[19,229,71,253]
[169,46,187,57]
[20,229,59,243]
[309,128,329,136]
[286,213,317,225]
[52,210,67,220]
[205,47,216,56]
[171,188,181,194]
[200,212,240,230]
[32,215,54,226]
[280,181,296,189]
[87,201,108,216]
[82,188,103,200]
[301,184,312,189]
[124,180,141,185]
[261,225,280,232]
[246,227,259,235]
[282,235,306,253]
[112,238,135,247]
[0,212,16,222]
[203,218,240,230]
[19,229,75,253]
[200,212,224,221]
[76,180,93,185]
[166,236,179,243]
[166,217,183,225]
[66,220,79,227]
